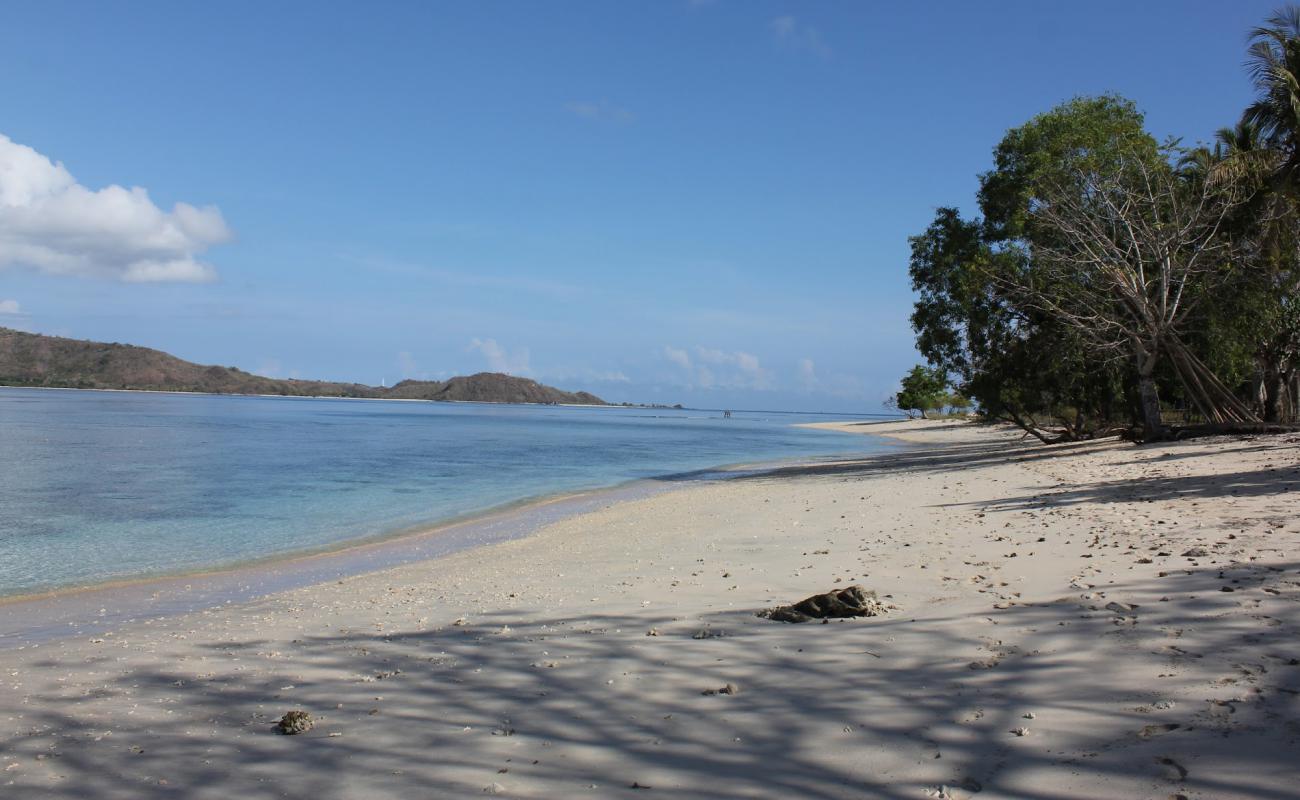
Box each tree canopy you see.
[893,365,950,419]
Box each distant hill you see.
[0,328,606,405]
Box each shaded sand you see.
[2,420,1298,798]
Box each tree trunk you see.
[1135,351,1165,441]
[1263,368,1284,423]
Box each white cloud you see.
[770,16,832,58]
[663,345,772,390]
[469,337,532,375]
[0,133,231,283]
[663,345,693,370]
[697,346,768,385]
[565,100,635,123]
[0,299,19,315]
[694,347,729,365]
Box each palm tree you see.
[1176,122,1266,187]
[1217,118,1265,154]
[1239,11,1300,420]
[1243,6,1300,191]
[1176,142,1222,183]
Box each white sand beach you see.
[2,420,1297,799]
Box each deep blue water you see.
[0,388,884,597]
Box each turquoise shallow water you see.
[0,388,884,597]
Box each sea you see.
[0,387,888,598]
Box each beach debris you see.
[701,682,740,696]
[1105,600,1139,614]
[1010,727,1029,737]
[928,777,983,798]
[274,710,313,735]
[758,585,889,623]
[491,721,516,736]
[646,627,659,636]
[483,782,507,794]
[1181,547,1209,558]
[1138,723,1181,739]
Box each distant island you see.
[0,327,606,405]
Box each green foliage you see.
[904,10,1300,435]
[908,96,1146,438]
[894,365,949,418]
[977,95,1158,241]
[944,393,972,415]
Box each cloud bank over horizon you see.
[0,133,231,283]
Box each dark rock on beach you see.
[275,710,314,735]
[758,585,888,623]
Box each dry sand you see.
[1,419,1298,799]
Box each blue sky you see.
[0,0,1282,411]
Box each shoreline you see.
[0,482,666,645]
[0,385,883,611]
[2,419,1294,798]
[0,442,893,648]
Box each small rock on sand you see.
[274,710,313,735]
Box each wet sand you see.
[1,419,1297,798]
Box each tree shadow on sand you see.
[10,560,1299,799]
[709,428,1300,510]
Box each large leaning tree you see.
[1015,146,1257,435]
[911,97,1169,441]
[910,95,1272,440]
